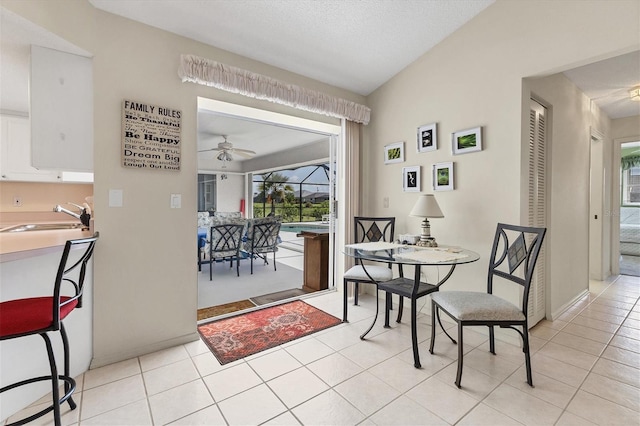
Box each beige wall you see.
[365,0,639,318]
[3,0,365,366]
[612,116,640,141]
[0,181,92,214]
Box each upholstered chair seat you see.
[430,291,525,322]
[343,265,393,282]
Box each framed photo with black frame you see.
[417,123,437,153]
[402,166,421,192]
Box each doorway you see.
[619,141,640,277]
[196,98,342,319]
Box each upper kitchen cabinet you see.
[0,114,61,182]
[0,9,93,182]
[31,46,93,172]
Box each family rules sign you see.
[121,100,181,171]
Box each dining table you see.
[343,241,480,368]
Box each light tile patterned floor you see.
[5,275,639,425]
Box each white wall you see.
[365,0,639,317]
[2,0,364,367]
[216,173,244,214]
[612,116,640,140]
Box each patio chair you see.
[208,223,246,281]
[245,217,282,274]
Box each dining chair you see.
[343,216,399,322]
[429,223,546,388]
[0,234,98,426]
[245,217,282,274]
[208,223,246,280]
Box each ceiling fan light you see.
[630,86,640,101]
[216,151,233,162]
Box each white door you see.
[527,99,548,326]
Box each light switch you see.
[171,193,181,209]
[109,189,123,207]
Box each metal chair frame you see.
[0,234,98,426]
[429,223,546,388]
[342,216,401,322]
[208,223,245,280]
[247,220,281,274]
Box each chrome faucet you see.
[54,202,91,227]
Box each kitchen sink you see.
[0,223,86,233]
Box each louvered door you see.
[527,100,548,326]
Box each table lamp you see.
[409,194,444,247]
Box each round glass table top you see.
[343,242,480,266]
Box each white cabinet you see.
[30,46,93,172]
[0,115,61,182]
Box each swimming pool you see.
[280,224,330,233]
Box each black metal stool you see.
[0,234,98,426]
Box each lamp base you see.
[416,237,438,247]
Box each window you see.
[622,166,640,206]
[198,174,216,212]
[252,163,330,222]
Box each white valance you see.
[178,54,371,125]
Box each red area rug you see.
[198,300,341,365]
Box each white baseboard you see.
[90,332,200,369]
[549,289,589,321]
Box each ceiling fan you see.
[198,135,256,161]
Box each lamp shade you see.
[409,194,444,218]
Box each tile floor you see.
[5,275,639,425]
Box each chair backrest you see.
[210,223,245,254]
[488,223,546,313]
[353,217,395,244]
[55,234,99,326]
[353,217,395,267]
[250,219,281,252]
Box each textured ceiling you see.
[89,0,495,96]
[563,51,640,120]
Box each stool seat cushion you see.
[0,296,76,338]
[344,265,393,282]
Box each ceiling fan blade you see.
[232,150,255,159]
[197,147,223,153]
[232,148,256,155]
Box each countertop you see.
[0,226,92,262]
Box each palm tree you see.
[258,172,294,214]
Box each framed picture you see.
[402,166,421,192]
[452,126,482,155]
[384,141,404,164]
[417,123,437,153]
[433,162,454,191]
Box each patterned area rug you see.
[198,300,341,365]
[197,300,256,321]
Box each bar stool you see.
[0,234,98,426]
